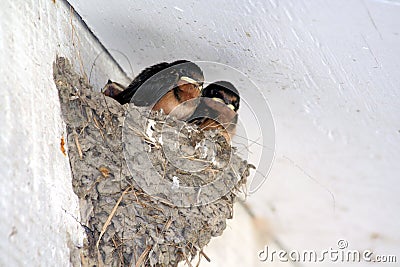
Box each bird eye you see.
[210,89,223,98]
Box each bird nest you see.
[54,57,252,266]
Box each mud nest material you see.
[54,57,252,266]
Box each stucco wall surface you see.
[0,0,128,265]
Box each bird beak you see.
[180,76,203,91]
[212,97,236,111]
[212,97,225,104]
[180,76,197,84]
[227,104,235,110]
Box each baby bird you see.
[102,80,125,98]
[187,81,240,142]
[103,60,204,118]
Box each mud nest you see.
[54,57,252,266]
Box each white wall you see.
[0,0,128,265]
[68,0,400,266]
